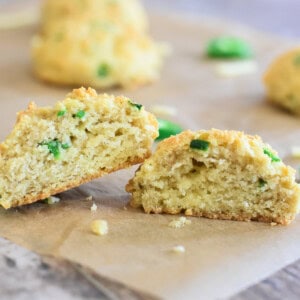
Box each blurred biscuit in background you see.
[264,48,300,115]
[32,0,169,89]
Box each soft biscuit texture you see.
[0,87,158,209]
[264,48,300,115]
[32,0,167,89]
[126,129,300,225]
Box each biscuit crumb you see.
[44,196,60,205]
[86,195,93,201]
[291,146,300,158]
[90,203,98,212]
[168,216,192,228]
[270,222,277,226]
[123,206,128,210]
[150,105,177,117]
[171,245,186,254]
[90,220,108,236]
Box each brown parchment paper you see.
[1,12,300,299]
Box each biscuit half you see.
[126,129,300,225]
[0,87,158,208]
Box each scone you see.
[126,129,300,225]
[32,0,167,89]
[0,87,158,209]
[264,48,300,115]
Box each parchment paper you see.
[0,12,300,299]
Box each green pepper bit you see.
[97,63,110,77]
[156,119,183,141]
[73,110,86,119]
[57,109,67,117]
[263,148,281,162]
[38,139,70,159]
[258,178,267,188]
[128,100,143,110]
[206,36,253,59]
[190,139,210,151]
[39,140,60,159]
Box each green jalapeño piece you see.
[190,139,210,151]
[128,100,143,110]
[206,36,253,59]
[57,109,67,117]
[74,110,86,119]
[97,63,110,77]
[39,139,61,159]
[263,148,281,162]
[39,139,70,159]
[156,118,183,141]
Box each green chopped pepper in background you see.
[156,119,183,141]
[97,63,110,77]
[190,139,210,151]
[206,36,253,59]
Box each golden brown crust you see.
[134,206,293,225]
[68,86,98,99]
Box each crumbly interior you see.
[127,130,300,224]
[0,88,158,208]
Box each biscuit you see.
[0,87,158,209]
[32,0,167,89]
[264,48,300,115]
[126,129,300,225]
